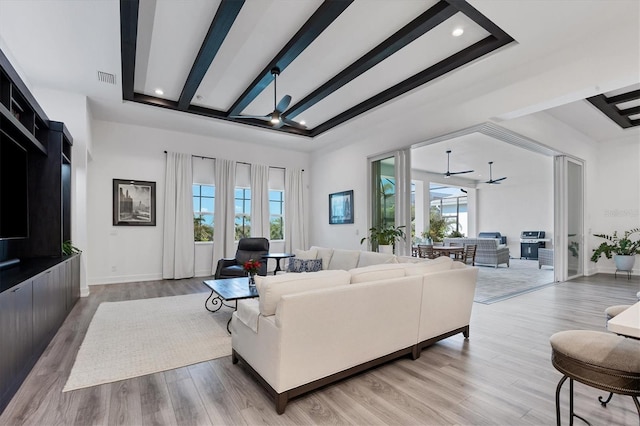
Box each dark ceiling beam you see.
[310,35,511,136]
[120,0,140,101]
[226,0,353,117]
[284,0,457,119]
[620,105,640,117]
[587,90,640,129]
[605,89,640,105]
[177,0,245,110]
[445,0,513,43]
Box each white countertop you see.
[607,301,640,338]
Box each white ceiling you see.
[0,0,638,160]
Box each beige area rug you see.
[63,293,231,392]
[474,258,555,304]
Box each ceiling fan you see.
[485,161,507,184]
[230,67,306,130]
[443,150,474,178]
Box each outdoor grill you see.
[520,231,547,260]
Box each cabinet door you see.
[13,282,33,374]
[0,290,16,402]
[0,281,33,403]
[71,255,80,302]
[32,272,52,353]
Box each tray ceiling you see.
[120,0,514,137]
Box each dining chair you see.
[462,244,477,265]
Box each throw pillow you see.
[327,249,360,270]
[311,246,334,270]
[287,258,323,273]
[293,247,318,260]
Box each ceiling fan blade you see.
[230,114,271,121]
[276,95,292,113]
[448,170,474,175]
[493,176,507,182]
[281,116,307,129]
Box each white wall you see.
[590,135,640,275]
[88,120,310,285]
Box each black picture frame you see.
[113,179,156,226]
[329,190,354,224]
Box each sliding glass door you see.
[368,150,411,255]
[554,156,584,281]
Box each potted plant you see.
[590,228,640,271]
[360,224,406,253]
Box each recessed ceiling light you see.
[299,120,306,125]
[154,88,164,96]
[452,28,464,37]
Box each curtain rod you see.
[163,151,303,171]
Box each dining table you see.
[432,245,465,260]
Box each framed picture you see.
[329,190,354,224]
[113,179,156,226]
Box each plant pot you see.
[614,255,635,271]
[378,245,393,254]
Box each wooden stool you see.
[550,330,640,425]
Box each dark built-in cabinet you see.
[0,48,79,413]
[0,256,80,412]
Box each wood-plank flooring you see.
[1,274,639,425]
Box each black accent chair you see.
[214,237,270,279]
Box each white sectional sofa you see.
[230,254,478,414]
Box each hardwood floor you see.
[1,274,639,425]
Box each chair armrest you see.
[215,258,238,279]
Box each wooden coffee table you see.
[202,277,259,333]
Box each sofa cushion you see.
[403,256,453,275]
[258,270,351,316]
[349,263,407,284]
[311,246,334,270]
[287,258,323,273]
[293,248,318,260]
[328,249,360,270]
[357,251,397,267]
[396,255,430,264]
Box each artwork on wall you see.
[113,179,156,226]
[329,190,354,224]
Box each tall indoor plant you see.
[361,224,406,253]
[590,228,640,271]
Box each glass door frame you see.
[554,155,585,282]
[366,149,411,256]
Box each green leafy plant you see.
[62,240,82,256]
[590,228,640,262]
[422,208,453,242]
[360,224,406,248]
[448,229,465,238]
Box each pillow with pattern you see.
[287,258,323,273]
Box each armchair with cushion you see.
[214,237,270,279]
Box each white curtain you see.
[162,152,194,279]
[250,164,270,238]
[285,168,306,252]
[213,158,237,272]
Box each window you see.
[193,184,214,241]
[269,190,284,240]
[235,187,251,240]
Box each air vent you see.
[97,71,116,85]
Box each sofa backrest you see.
[256,270,351,316]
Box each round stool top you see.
[550,330,640,374]
[605,304,631,319]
